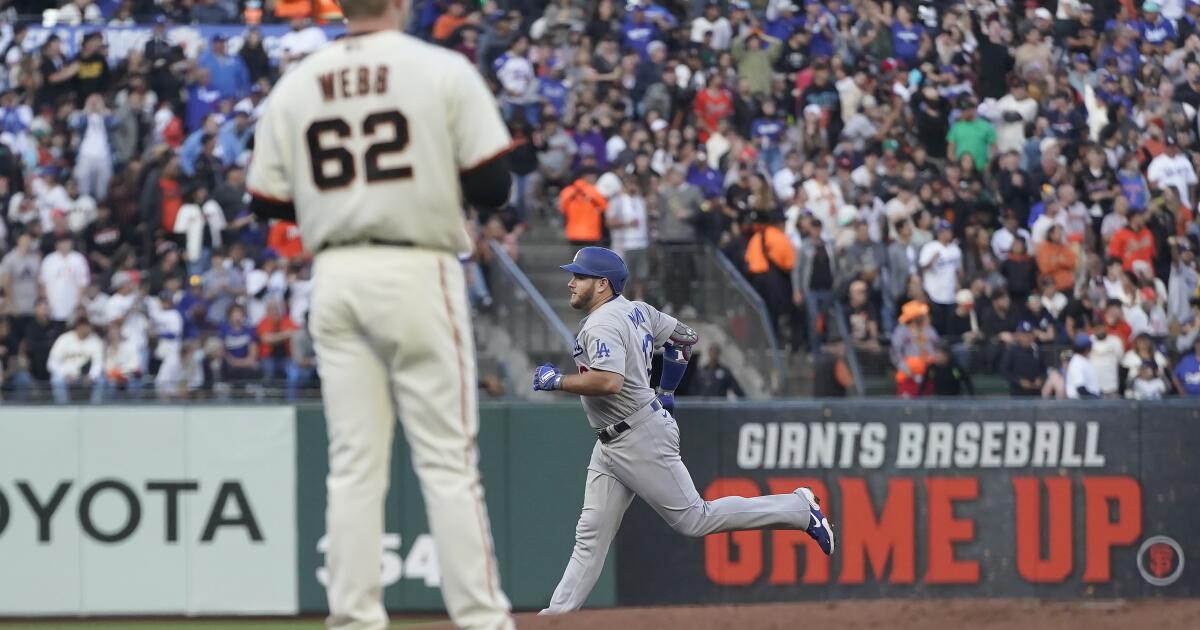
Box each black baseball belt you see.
[596,399,662,443]
[316,238,416,254]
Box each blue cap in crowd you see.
[935,218,953,232]
[1073,334,1093,351]
[1017,321,1035,333]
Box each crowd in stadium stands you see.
[0,0,1197,401]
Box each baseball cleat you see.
[796,487,835,556]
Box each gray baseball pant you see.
[541,401,812,614]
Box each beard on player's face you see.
[569,275,611,310]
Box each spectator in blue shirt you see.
[750,99,787,174]
[1098,28,1141,76]
[687,150,724,199]
[198,36,251,101]
[1139,2,1178,54]
[1173,336,1200,396]
[538,61,569,120]
[220,303,259,383]
[765,2,802,41]
[217,110,254,167]
[802,0,837,59]
[622,5,662,59]
[185,68,222,132]
[890,5,927,67]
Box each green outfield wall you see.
[0,401,1195,617]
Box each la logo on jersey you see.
[595,340,611,358]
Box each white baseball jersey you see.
[572,296,678,428]
[247,30,513,255]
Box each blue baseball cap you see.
[1017,321,1035,333]
[935,218,953,232]
[1073,333,1093,351]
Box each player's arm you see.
[659,320,699,410]
[533,327,626,396]
[460,155,511,208]
[534,364,624,396]
[246,91,296,222]
[450,54,516,208]
[559,368,624,396]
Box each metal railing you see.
[646,243,786,396]
[485,240,576,358]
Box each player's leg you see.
[369,251,512,630]
[610,413,811,536]
[542,444,635,615]
[309,282,395,630]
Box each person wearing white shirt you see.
[991,82,1038,154]
[801,168,846,240]
[1090,326,1125,396]
[991,212,1033,260]
[606,179,650,300]
[279,19,329,70]
[918,219,963,332]
[772,152,805,202]
[103,325,144,399]
[173,187,226,275]
[150,291,185,398]
[1146,139,1198,207]
[47,319,105,403]
[1065,335,1100,398]
[496,38,538,117]
[1124,288,1169,337]
[690,2,733,50]
[40,236,90,325]
[1030,202,1069,246]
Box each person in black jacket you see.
[1000,321,1048,396]
[926,344,975,396]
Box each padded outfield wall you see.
[0,401,1194,617]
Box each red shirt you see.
[160,178,183,231]
[693,88,733,141]
[267,220,305,259]
[1107,226,1156,271]
[257,315,298,359]
[1106,321,1133,348]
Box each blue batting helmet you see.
[560,247,628,294]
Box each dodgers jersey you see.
[247,30,513,255]
[573,296,678,428]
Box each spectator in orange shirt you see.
[1035,224,1078,292]
[257,299,298,384]
[745,210,800,348]
[559,169,608,246]
[266,219,305,260]
[432,0,468,42]
[1107,209,1156,272]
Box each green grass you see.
[0,620,443,629]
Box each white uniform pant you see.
[542,402,812,613]
[310,247,513,630]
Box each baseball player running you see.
[533,247,834,613]
[245,0,515,628]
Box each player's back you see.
[252,31,509,256]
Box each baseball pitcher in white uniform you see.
[532,247,836,613]
[245,0,516,628]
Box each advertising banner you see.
[22,23,346,64]
[0,406,297,615]
[616,401,1199,604]
[293,402,617,613]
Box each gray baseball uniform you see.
[542,297,812,613]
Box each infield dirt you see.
[423,598,1200,630]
